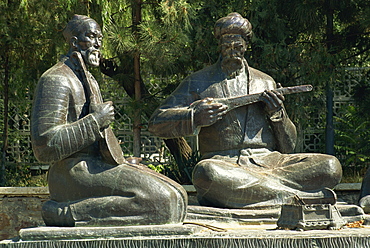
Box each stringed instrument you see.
[71,51,126,165]
[192,84,313,112]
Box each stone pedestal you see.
[1,187,369,247]
[1,223,370,248]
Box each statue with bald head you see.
[149,13,342,208]
[31,14,187,227]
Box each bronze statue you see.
[31,14,187,227]
[359,169,370,213]
[149,13,342,208]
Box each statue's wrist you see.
[191,108,201,135]
[90,114,105,139]
[268,107,285,122]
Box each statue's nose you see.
[94,38,101,48]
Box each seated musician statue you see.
[31,14,187,226]
[148,13,342,208]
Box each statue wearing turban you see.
[31,15,187,226]
[149,13,342,208]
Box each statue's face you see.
[74,21,103,67]
[219,34,247,77]
[220,34,247,59]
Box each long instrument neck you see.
[71,51,100,105]
[215,85,313,111]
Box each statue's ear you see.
[70,36,78,49]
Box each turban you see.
[214,13,253,41]
[63,14,98,42]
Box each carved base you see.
[2,223,370,248]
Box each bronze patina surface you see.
[31,14,187,227]
[149,12,342,209]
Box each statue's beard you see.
[221,56,244,78]
[81,47,101,67]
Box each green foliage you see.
[104,0,194,77]
[335,105,370,168]
[175,150,201,184]
[353,70,370,118]
[334,69,370,183]
[4,163,47,187]
[148,150,200,185]
[340,166,367,183]
[335,70,370,179]
[147,163,165,173]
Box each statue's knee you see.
[318,155,342,187]
[192,159,218,183]
[145,183,186,223]
[154,186,175,203]
[327,155,342,178]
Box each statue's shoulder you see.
[180,63,222,94]
[186,63,220,81]
[41,61,71,78]
[248,66,275,82]
[38,61,76,87]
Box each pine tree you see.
[100,0,195,162]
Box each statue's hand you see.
[260,83,285,114]
[191,98,228,127]
[90,100,115,130]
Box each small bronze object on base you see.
[277,189,346,231]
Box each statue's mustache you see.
[84,47,100,57]
[221,56,243,78]
[80,47,101,66]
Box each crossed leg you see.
[192,152,342,208]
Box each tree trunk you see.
[325,0,335,155]
[127,0,193,162]
[1,52,9,186]
[101,59,193,169]
[102,1,194,175]
[132,0,143,157]
[163,138,192,162]
[133,52,142,157]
